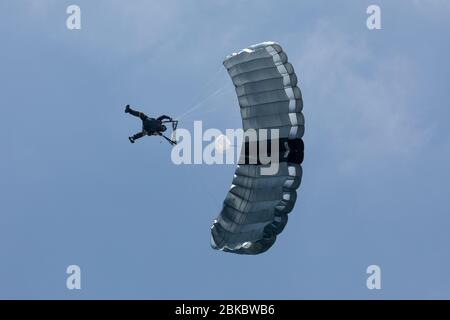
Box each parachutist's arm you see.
[157,115,172,121]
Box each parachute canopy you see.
[210,42,304,255]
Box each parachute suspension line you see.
[202,87,235,115]
[170,120,178,142]
[193,66,227,99]
[176,85,229,121]
[160,119,178,145]
[175,67,231,121]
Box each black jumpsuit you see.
[127,107,171,141]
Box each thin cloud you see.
[291,21,434,172]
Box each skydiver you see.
[125,105,176,145]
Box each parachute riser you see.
[160,120,178,145]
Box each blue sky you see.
[1,0,450,299]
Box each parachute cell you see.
[211,42,305,255]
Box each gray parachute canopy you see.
[210,42,304,255]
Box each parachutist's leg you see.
[129,131,146,143]
[128,109,142,117]
[139,113,148,121]
[132,131,146,140]
[125,105,148,120]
